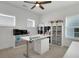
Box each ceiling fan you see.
[24,1,52,10]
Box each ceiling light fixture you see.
[36,4,39,7]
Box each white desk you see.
[21,34,50,57]
[64,41,79,58]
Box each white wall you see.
[0,2,41,49]
[0,27,15,49]
[40,4,79,47]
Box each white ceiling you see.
[4,1,79,15]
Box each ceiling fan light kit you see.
[24,1,52,10]
[36,4,39,7]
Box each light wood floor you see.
[0,43,68,58]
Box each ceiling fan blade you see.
[40,1,52,4]
[39,4,44,10]
[31,5,36,9]
[24,1,36,4]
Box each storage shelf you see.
[51,23,63,46]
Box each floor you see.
[0,43,68,58]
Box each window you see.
[27,19,35,27]
[74,28,79,37]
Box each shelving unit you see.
[37,25,51,43]
[37,25,50,34]
[50,20,63,46]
